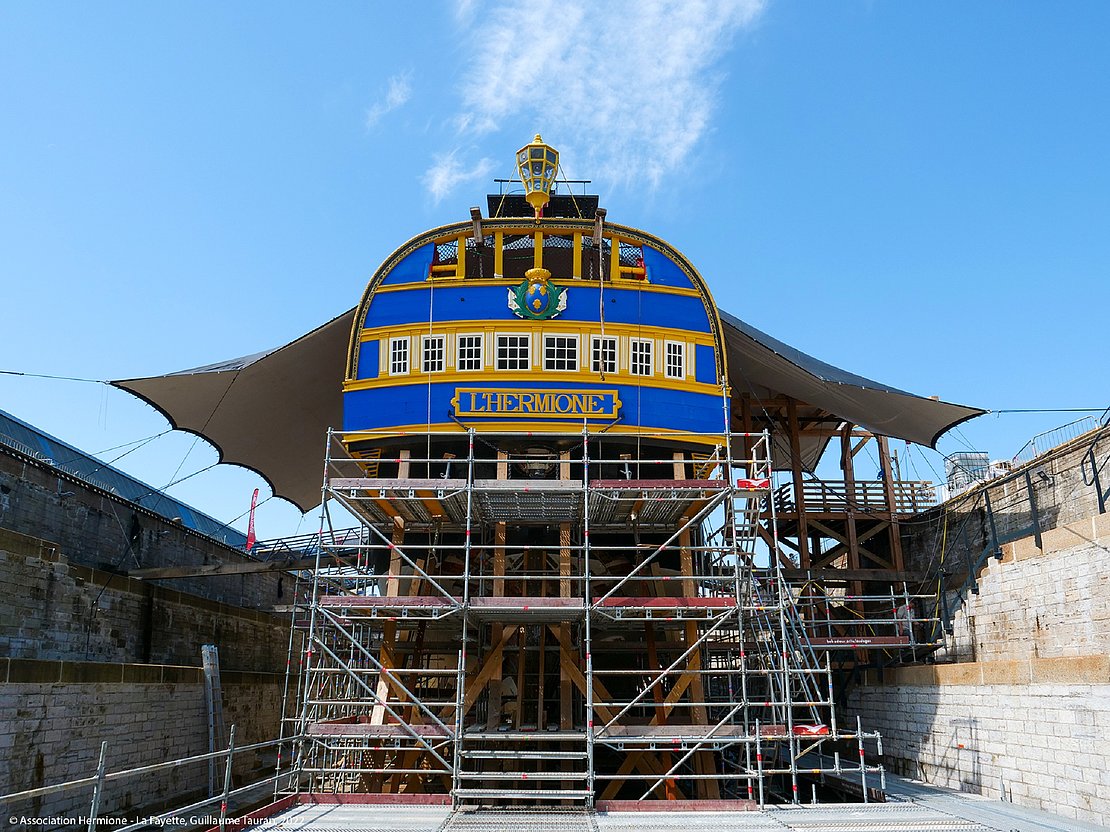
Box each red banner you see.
[245,488,259,552]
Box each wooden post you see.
[559,451,574,730]
[646,623,679,799]
[877,435,905,570]
[786,399,810,567]
[514,623,526,730]
[494,451,508,597]
[840,426,861,573]
[371,516,405,726]
[841,425,865,627]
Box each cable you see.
[224,493,275,527]
[48,429,172,478]
[0,369,107,384]
[93,430,172,457]
[992,408,1107,414]
[556,164,584,219]
[955,425,982,452]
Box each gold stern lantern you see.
[516,134,558,218]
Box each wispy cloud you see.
[422,150,495,204]
[453,0,478,24]
[426,0,765,200]
[365,72,412,130]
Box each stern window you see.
[422,335,446,373]
[544,335,579,372]
[457,334,483,371]
[665,341,685,379]
[389,337,409,375]
[630,338,654,376]
[591,336,617,374]
[496,334,531,370]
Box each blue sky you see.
[1,1,1107,538]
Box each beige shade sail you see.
[113,310,356,512]
[112,307,984,512]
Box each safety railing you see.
[1011,415,1100,466]
[772,479,936,515]
[0,730,296,832]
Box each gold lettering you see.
[453,388,620,418]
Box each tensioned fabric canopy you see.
[113,308,984,512]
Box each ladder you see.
[201,644,226,795]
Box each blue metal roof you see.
[0,408,248,548]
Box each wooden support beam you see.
[558,516,573,730]
[554,620,687,801]
[675,487,719,800]
[548,624,617,722]
[808,518,892,570]
[514,624,526,729]
[130,557,321,580]
[810,521,893,570]
[485,623,510,730]
[464,624,513,718]
[840,426,863,600]
[645,622,679,800]
[786,398,810,568]
[494,450,508,597]
[599,751,685,800]
[537,621,547,729]
[780,567,927,583]
[370,517,406,726]
[795,428,875,438]
[876,435,905,570]
[559,622,573,731]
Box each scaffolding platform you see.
[331,477,729,529]
[306,721,452,739]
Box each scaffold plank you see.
[307,721,451,738]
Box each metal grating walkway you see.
[248,798,1108,832]
[248,803,1098,832]
[598,808,988,832]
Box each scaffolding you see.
[277,414,915,807]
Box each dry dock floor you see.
[247,781,1107,832]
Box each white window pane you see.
[496,335,530,370]
[544,335,578,371]
[591,336,617,374]
[631,339,653,376]
[390,338,409,375]
[457,335,482,371]
[665,342,684,379]
[422,336,445,373]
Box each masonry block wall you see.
[0,661,285,823]
[0,446,285,609]
[0,528,290,669]
[0,443,296,825]
[848,428,1110,823]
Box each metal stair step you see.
[452,788,592,799]
[458,771,588,780]
[460,750,587,760]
